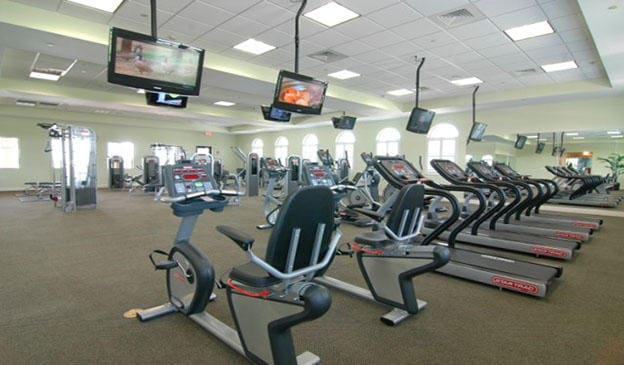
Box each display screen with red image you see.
[272,70,328,115]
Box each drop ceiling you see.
[0,0,621,134]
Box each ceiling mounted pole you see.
[415,56,425,108]
[150,0,157,38]
[294,0,308,73]
[472,86,479,124]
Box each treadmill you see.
[373,156,562,297]
[430,159,591,242]
[543,166,620,207]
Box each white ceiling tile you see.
[239,1,294,27]
[477,43,519,58]
[219,48,257,61]
[202,0,263,13]
[403,0,470,16]
[490,53,533,67]
[359,30,405,48]
[367,2,424,28]
[114,2,173,26]
[306,30,352,48]
[412,31,457,49]
[336,0,402,16]
[332,40,375,57]
[565,39,593,52]
[334,17,385,39]
[463,32,511,50]
[353,49,394,64]
[58,2,113,23]
[515,33,564,51]
[372,57,408,72]
[497,60,538,72]
[549,13,584,33]
[390,18,441,40]
[472,0,536,18]
[428,42,471,57]
[548,68,584,83]
[254,29,293,48]
[526,46,572,63]
[451,51,485,64]
[157,28,194,44]
[148,0,194,14]
[379,42,421,58]
[177,2,234,27]
[195,29,246,49]
[490,6,547,30]
[571,49,598,62]
[160,15,212,39]
[9,0,61,11]
[540,0,581,19]
[459,59,498,72]
[219,16,271,38]
[275,18,326,38]
[559,28,591,43]
[446,19,499,40]
[109,16,150,34]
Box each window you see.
[107,142,135,168]
[51,138,62,169]
[482,154,494,166]
[0,137,19,168]
[427,123,459,172]
[465,154,474,163]
[251,138,264,157]
[196,146,212,155]
[335,131,356,168]
[274,136,289,164]
[376,128,400,156]
[302,134,319,162]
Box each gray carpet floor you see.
[1,190,623,364]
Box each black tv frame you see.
[145,92,188,108]
[406,107,435,134]
[535,142,546,154]
[272,70,328,115]
[468,122,487,142]
[514,135,527,149]
[108,27,205,96]
[260,105,292,122]
[332,115,356,130]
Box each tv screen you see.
[535,142,545,154]
[145,92,188,108]
[469,122,487,141]
[514,135,527,149]
[406,107,435,134]
[260,105,291,122]
[332,116,356,130]
[272,70,328,115]
[108,27,205,96]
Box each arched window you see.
[302,134,319,162]
[427,123,459,172]
[335,131,356,168]
[376,127,400,156]
[274,136,288,164]
[251,138,264,157]
[482,154,494,166]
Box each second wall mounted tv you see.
[145,92,188,108]
[514,135,527,149]
[468,122,488,141]
[406,107,435,134]
[535,142,546,154]
[261,105,292,122]
[272,70,328,115]
[332,115,356,130]
[108,27,205,96]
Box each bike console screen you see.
[378,159,421,184]
[163,163,216,197]
[305,164,335,187]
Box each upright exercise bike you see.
[135,161,341,364]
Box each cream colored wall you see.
[0,114,236,191]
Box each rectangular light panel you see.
[233,39,276,55]
[304,2,359,27]
[504,21,554,41]
[214,101,235,106]
[328,70,360,80]
[67,0,125,13]
[450,77,483,86]
[387,89,413,96]
[541,61,578,73]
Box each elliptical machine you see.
[135,161,341,364]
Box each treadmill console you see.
[467,162,498,180]
[303,163,336,187]
[382,160,420,183]
[163,162,217,197]
[433,160,469,181]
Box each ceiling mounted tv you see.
[406,107,435,134]
[514,135,527,149]
[535,142,545,154]
[260,105,292,122]
[332,115,356,130]
[272,70,328,115]
[108,27,205,96]
[145,92,188,108]
[468,122,487,142]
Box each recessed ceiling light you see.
[29,71,61,81]
[67,0,125,13]
[387,89,414,96]
[16,100,37,107]
[233,39,276,55]
[304,2,360,27]
[565,132,579,136]
[328,69,360,80]
[214,101,235,107]
[136,89,146,94]
[572,136,585,140]
[611,135,623,139]
[450,77,483,86]
[526,135,538,139]
[541,61,578,73]
[504,20,554,41]
[607,130,621,135]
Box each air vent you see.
[308,49,347,63]
[513,68,539,76]
[39,102,60,107]
[430,4,485,29]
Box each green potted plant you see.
[597,153,624,190]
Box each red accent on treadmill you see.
[491,276,539,294]
[183,174,199,180]
[572,222,597,228]
[530,246,569,258]
[554,231,584,240]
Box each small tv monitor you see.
[260,105,292,122]
[272,70,328,115]
[108,27,205,96]
[469,122,487,141]
[145,92,188,108]
[332,116,356,130]
[406,107,435,134]
[551,146,566,156]
[514,135,527,149]
[535,142,546,154]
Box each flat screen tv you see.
[332,115,356,130]
[535,142,546,154]
[108,27,205,96]
[260,105,292,122]
[468,122,487,141]
[272,70,328,115]
[145,92,188,108]
[514,135,527,149]
[406,107,435,134]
